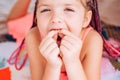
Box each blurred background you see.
[0,0,120,80]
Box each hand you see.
[60,30,82,64]
[39,31,62,68]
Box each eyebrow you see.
[38,3,79,8]
[38,4,48,8]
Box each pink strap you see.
[82,26,93,42]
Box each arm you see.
[61,30,103,80]
[25,28,62,80]
[39,31,62,80]
[64,59,87,80]
[8,0,31,20]
[60,30,87,80]
[42,64,61,80]
[25,28,45,80]
[82,31,103,80]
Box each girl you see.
[25,0,103,80]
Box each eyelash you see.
[65,8,75,12]
[40,8,75,13]
[40,9,51,13]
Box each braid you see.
[87,0,102,34]
[87,0,120,58]
[31,0,38,28]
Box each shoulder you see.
[25,26,46,64]
[25,27,41,45]
[84,29,103,56]
[25,26,43,56]
[82,29,103,80]
[25,27,41,54]
[25,27,41,56]
[25,27,45,79]
[26,27,40,40]
[87,29,103,45]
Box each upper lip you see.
[50,29,64,41]
[49,28,63,32]
[49,23,67,31]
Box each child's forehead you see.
[38,0,81,4]
[38,0,86,6]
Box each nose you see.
[49,12,67,31]
[51,18,61,24]
[51,12,63,24]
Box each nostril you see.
[58,21,61,23]
[51,16,62,24]
[52,20,61,24]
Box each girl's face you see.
[36,0,91,37]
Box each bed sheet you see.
[0,41,120,80]
[0,42,31,80]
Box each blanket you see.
[0,41,120,80]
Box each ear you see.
[82,10,92,28]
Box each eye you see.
[40,9,51,13]
[64,8,75,12]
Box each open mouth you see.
[51,29,64,47]
[53,32,64,58]
[56,34,62,47]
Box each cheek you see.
[71,27,82,37]
[37,21,48,38]
[38,27,46,38]
[68,20,83,36]
[37,15,50,36]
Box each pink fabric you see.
[60,57,116,79]
[81,26,93,41]
[60,72,68,80]
[101,57,115,75]
[7,13,33,45]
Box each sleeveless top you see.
[60,26,93,80]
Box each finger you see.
[44,42,58,57]
[64,36,82,50]
[40,38,55,55]
[60,29,74,37]
[60,45,69,55]
[63,36,75,45]
[61,38,73,50]
[46,30,58,38]
[40,31,57,46]
[63,36,82,45]
[50,47,60,58]
[40,37,54,49]
[61,30,82,42]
